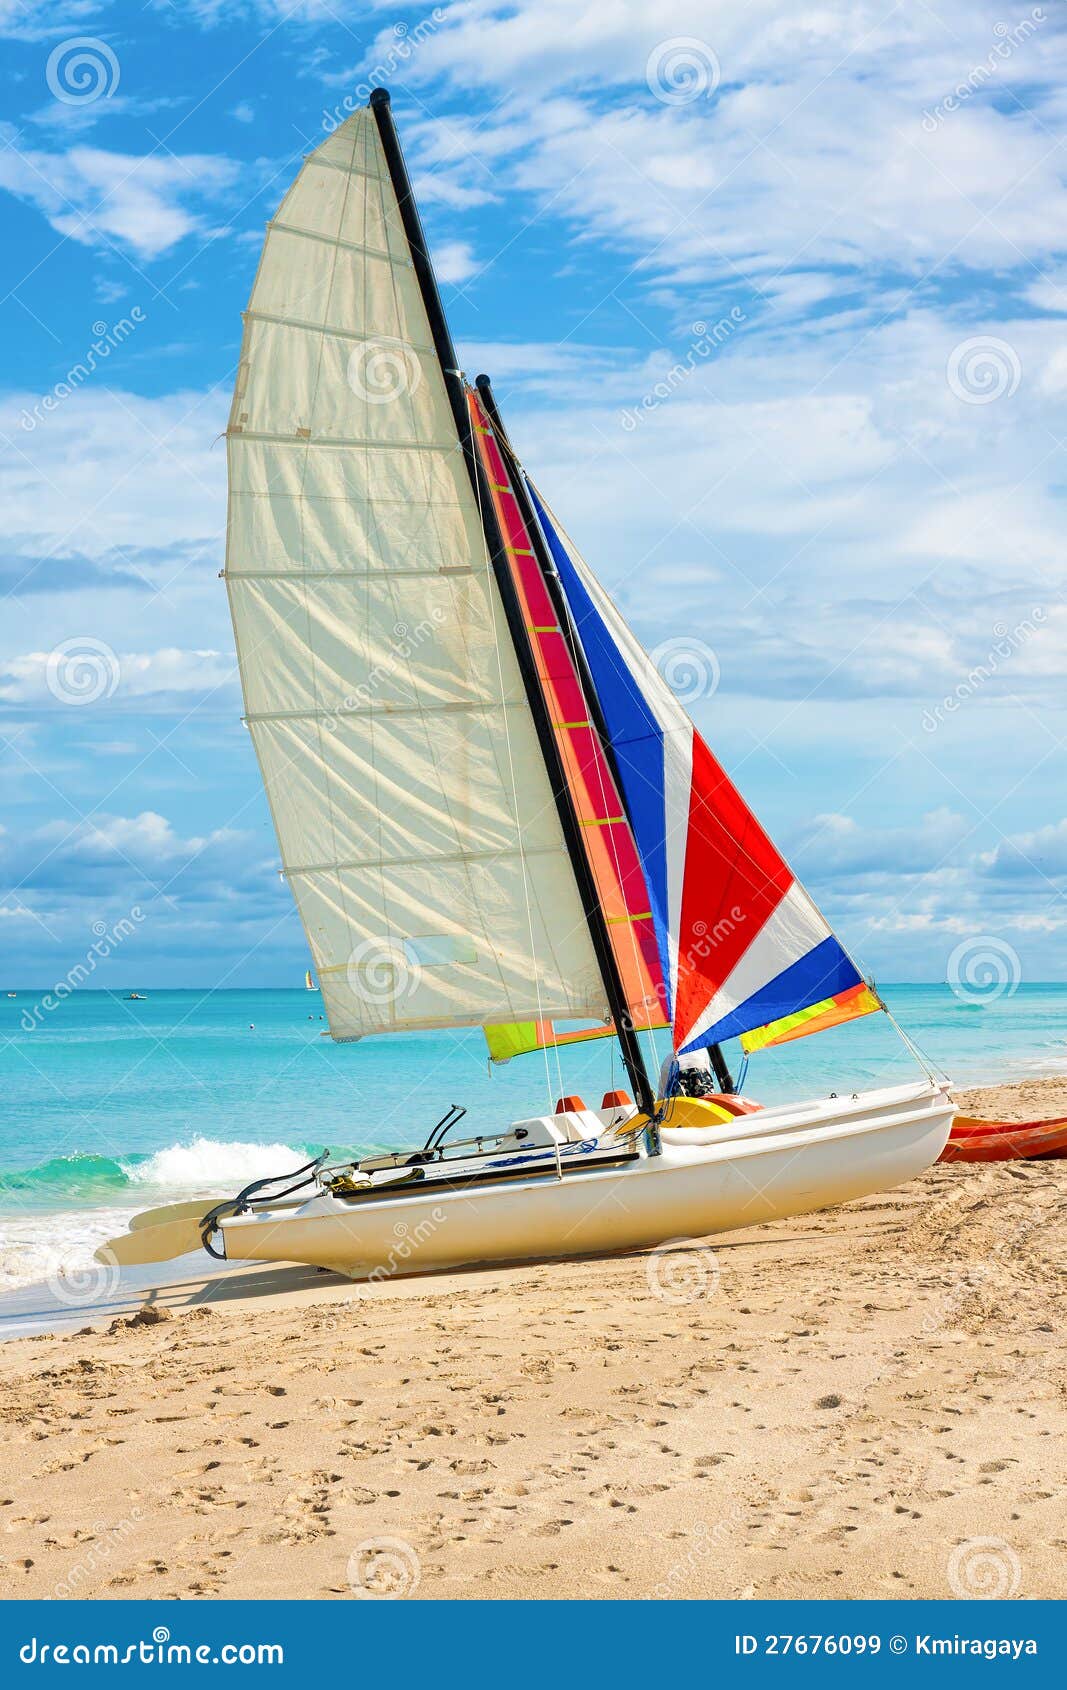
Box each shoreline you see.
[0,1077,1063,1599]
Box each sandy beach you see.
[0,1078,1063,1602]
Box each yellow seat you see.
[659,1096,736,1127]
[622,1097,736,1133]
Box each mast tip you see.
[369,87,391,108]
[475,373,492,391]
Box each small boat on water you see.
[125,992,147,1001]
[305,969,316,991]
[100,89,954,1282]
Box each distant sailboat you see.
[305,969,316,991]
[101,90,953,1280]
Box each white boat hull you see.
[217,1081,953,1279]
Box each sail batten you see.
[225,106,607,1041]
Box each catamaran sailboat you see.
[100,91,953,1281]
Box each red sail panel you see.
[469,389,667,1029]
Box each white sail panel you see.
[226,108,605,1038]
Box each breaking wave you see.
[0,1136,342,1208]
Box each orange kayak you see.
[939,1114,1067,1162]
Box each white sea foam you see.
[119,1136,306,1191]
[0,1137,309,1297]
[0,1208,138,1295]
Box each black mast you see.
[475,376,735,1097]
[369,88,657,1120]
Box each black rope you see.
[199,1150,330,1259]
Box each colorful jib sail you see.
[523,483,873,1058]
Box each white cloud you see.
[0,647,235,706]
[381,1,1067,307]
[0,385,228,559]
[57,809,237,864]
[434,238,478,284]
[0,134,239,258]
[793,808,970,881]
[1025,270,1067,313]
[0,0,100,39]
[24,94,187,138]
[0,807,276,975]
[981,819,1067,880]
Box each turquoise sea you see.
[1,983,1065,1291]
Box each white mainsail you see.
[225,109,605,1039]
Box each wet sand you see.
[0,1080,1063,1600]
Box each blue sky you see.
[1,0,1066,991]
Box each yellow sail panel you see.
[740,983,881,1054]
[484,1014,667,1063]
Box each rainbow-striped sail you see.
[531,485,869,1057]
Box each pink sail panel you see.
[469,389,667,1030]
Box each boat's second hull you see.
[218,1082,954,1279]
